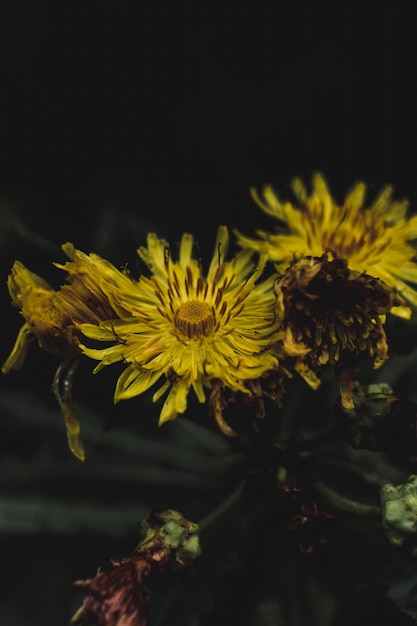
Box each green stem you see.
[198,480,244,533]
[314,480,382,518]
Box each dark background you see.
[1,5,414,259]
[1,4,416,625]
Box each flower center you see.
[174,300,215,338]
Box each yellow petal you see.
[159,379,190,424]
[115,366,163,401]
[2,322,34,373]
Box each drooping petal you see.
[2,322,34,373]
[159,378,190,424]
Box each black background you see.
[1,5,414,258]
[1,4,417,625]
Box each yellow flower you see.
[235,172,417,317]
[2,243,135,460]
[80,226,282,435]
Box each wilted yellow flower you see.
[273,252,405,408]
[2,243,134,460]
[235,172,417,316]
[80,226,282,435]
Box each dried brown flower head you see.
[273,251,404,408]
[71,508,201,626]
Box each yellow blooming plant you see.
[235,172,417,317]
[5,174,417,624]
[3,173,417,461]
[2,243,137,460]
[79,226,283,435]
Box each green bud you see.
[380,475,417,552]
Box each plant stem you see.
[313,480,382,518]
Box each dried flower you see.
[235,172,417,317]
[272,252,403,408]
[80,226,282,435]
[274,464,344,554]
[208,366,290,435]
[71,508,201,626]
[245,452,344,554]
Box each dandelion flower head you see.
[2,243,133,373]
[80,226,282,434]
[2,243,136,460]
[235,172,417,316]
